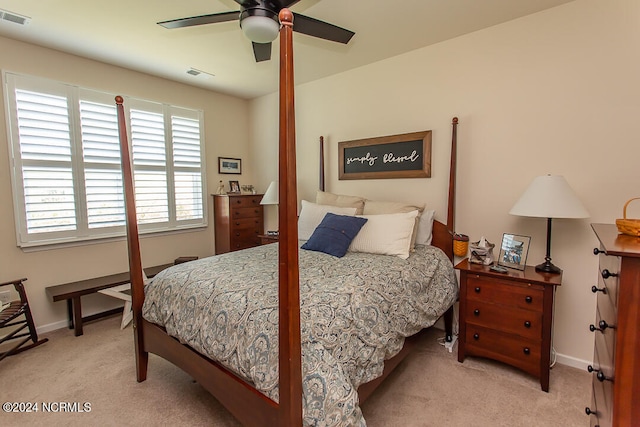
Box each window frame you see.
[3,71,208,249]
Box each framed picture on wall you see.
[218,157,242,174]
[498,233,531,271]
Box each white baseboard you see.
[554,352,591,371]
[37,319,71,335]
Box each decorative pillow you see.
[298,200,357,241]
[363,200,425,250]
[301,213,368,258]
[415,209,436,246]
[349,210,420,259]
[316,190,365,215]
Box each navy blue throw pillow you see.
[301,213,368,257]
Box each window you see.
[4,72,206,248]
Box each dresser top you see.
[592,223,640,258]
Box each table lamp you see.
[509,175,589,274]
[260,181,279,236]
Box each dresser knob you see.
[473,309,480,316]
[601,269,618,279]
[599,320,616,330]
[524,321,531,328]
[523,347,530,355]
[591,285,607,294]
[589,324,603,333]
[585,407,598,416]
[587,365,599,373]
[593,248,604,255]
[473,333,479,340]
[525,296,533,304]
[474,287,481,293]
[596,371,612,382]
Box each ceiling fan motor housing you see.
[240,7,280,44]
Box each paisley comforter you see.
[143,242,457,426]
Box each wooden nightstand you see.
[455,259,562,392]
[258,234,279,245]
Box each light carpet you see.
[0,316,590,426]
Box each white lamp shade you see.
[241,15,279,43]
[509,175,589,219]
[260,181,278,205]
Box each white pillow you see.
[349,210,419,259]
[415,209,436,245]
[316,190,365,214]
[298,200,357,241]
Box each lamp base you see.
[535,260,562,274]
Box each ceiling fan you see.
[157,0,355,62]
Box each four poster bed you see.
[116,9,459,427]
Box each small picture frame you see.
[498,233,531,271]
[218,157,242,174]
[228,180,240,193]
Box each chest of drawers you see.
[455,259,561,391]
[586,224,640,427]
[213,194,264,254]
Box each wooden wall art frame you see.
[338,130,432,180]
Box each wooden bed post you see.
[115,96,148,381]
[319,136,325,191]
[443,117,459,342]
[277,9,303,427]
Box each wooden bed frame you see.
[116,9,458,427]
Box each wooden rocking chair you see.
[0,278,48,361]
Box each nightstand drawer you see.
[465,324,540,377]
[464,300,543,340]
[466,276,544,312]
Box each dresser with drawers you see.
[213,194,264,254]
[586,224,640,427]
[455,259,561,392]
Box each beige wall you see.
[250,0,640,366]
[0,37,253,331]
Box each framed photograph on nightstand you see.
[498,233,530,270]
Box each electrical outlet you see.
[0,290,11,305]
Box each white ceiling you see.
[0,0,575,99]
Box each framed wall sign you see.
[338,130,432,180]
[218,157,242,174]
[498,233,531,271]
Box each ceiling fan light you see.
[241,15,279,43]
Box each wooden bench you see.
[46,264,172,336]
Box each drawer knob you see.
[601,269,618,279]
[473,333,479,340]
[596,371,613,382]
[474,287,481,293]
[525,296,533,304]
[598,320,616,330]
[587,365,599,373]
[585,407,598,416]
[593,248,604,255]
[473,309,480,316]
[591,285,606,294]
[523,347,530,355]
[524,320,531,328]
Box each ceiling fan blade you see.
[252,42,272,62]
[273,0,303,8]
[292,13,354,44]
[158,11,239,29]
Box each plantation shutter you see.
[172,115,203,221]
[14,89,77,234]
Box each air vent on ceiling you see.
[187,68,214,78]
[0,9,31,26]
